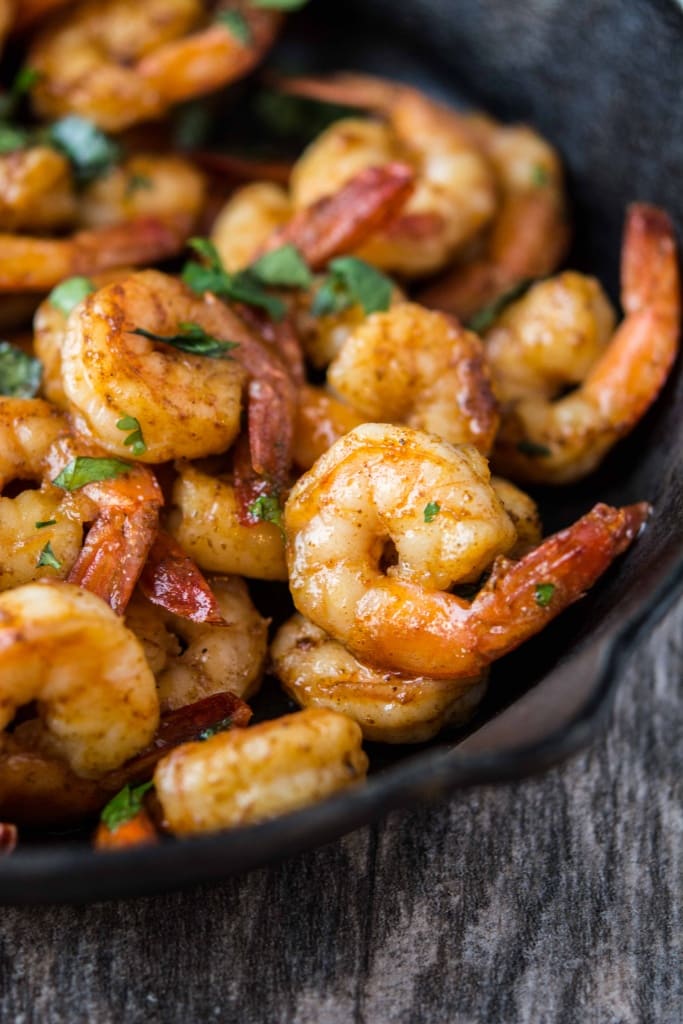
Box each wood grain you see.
[1,601,681,1024]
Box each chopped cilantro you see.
[47,115,121,185]
[517,440,552,458]
[248,244,312,289]
[35,519,57,529]
[0,124,30,154]
[216,10,252,44]
[0,67,41,121]
[198,717,234,741]
[125,172,153,197]
[535,582,556,607]
[423,501,441,523]
[116,415,147,456]
[467,279,534,333]
[531,164,550,186]
[312,257,393,317]
[48,275,95,315]
[53,456,131,491]
[247,493,284,534]
[132,322,239,359]
[0,342,42,398]
[251,0,310,8]
[37,542,61,570]
[100,781,153,833]
[182,237,286,320]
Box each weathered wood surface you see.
[1,601,681,1024]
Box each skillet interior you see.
[1,0,681,903]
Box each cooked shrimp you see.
[272,614,487,744]
[493,204,680,483]
[126,574,268,711]
[490,477,542,557]
[327,301,499,453]
[29,0,282,132]
[0,147,77,233]
[155,707,368,836]
[0,216,185,292]
[60,270,247,462]
[139,529,226,624]
[0,397,82,589]
[0,0,13,53]
[419,115,570,320]
[211,182,292,273]
[282,72,496,276]
[13,0,77,32]
[0,581,158,777]
[167,462,287,581]
[285,423,649,677]
[293,385,366,471]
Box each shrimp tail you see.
[139,530,226,625]
[260,163,415,270]
[0,822,17,856]
[94,806,158,850]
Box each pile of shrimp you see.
[0,12,678,853]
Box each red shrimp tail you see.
[139,530,226,624]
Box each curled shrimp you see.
[285,423,649,678]
[126,573,268,711]
[0,581,159,777]
[272,614,487,744]
[327,301,499,453]
[29,0,282,132]
[154,707,368,836]
[281,72,497,277]
[0,147,77,233]
[492,204,680,484]
[60,270,247,462]
[0,397,83,589]
[420,115,570,320]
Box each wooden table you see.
[1,600,681,1024]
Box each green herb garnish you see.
[0,123,31,154]
[53,456,132,491]
[0,67,41,122]
[198,717,234,741]
[116,415,147,456]
[247,493,284,534]
[182,237,286,320]
[312,257,393,317]
[125,172,152,197]
[48,275,95,315]
[535,582,556,608]
[35,519,57,529]
[531,164,550,186]
[467,279,534,334]
[248,244,312,289]
[100,781,153,833]
[251,0,310,9]
[47,115,121,185]
[516,440,552,458]
[37,542,61,570]
[0,341,42,398]
[132,321,239,359]
[423,501,441,523]
[216,10,252,43]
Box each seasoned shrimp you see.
[0,147,77,233]
[60,270,247,462]
[272,614,487,744]
[492,204,680,484]
[293,385,365,471]
[327,302,499,453]
[126,574,268,711]
[29,0,281,132]
[0,582,158,777]
[420,115,569,320]
[168,462,287,580]
[490,477,542,557]
[282,72,496,276]
[211,182,292,273]
[285,423,648,677]
[0,397,82,589]
[155,707,368,836]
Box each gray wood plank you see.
[1,601,681,1024]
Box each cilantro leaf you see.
[312,257,393,317]
[423,501,440,523]
[251,0,310,8]
[35,519,57,529]
[47,115,121,185]
[182,237,286,320]
[531,164,550,186]
[0,123,30,154]
[467,279,534,334]
[48,275,95,315]
[0,67,41,122]
[247,493,284,534]
[248,244,312,289]
[125,172,152,197]
[116,415,147,456]
[53,456,132,491]
[37,542,61,570]
[198,716,234,741]
[100,781,154,833]
[535,582,556,607]
[0,341,42,398]
[216,10,252,43]
[132,322,239,359]
[516,440,552,458]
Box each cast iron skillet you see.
[1,0,681,904]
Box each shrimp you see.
[13,0,77,32]
[0,0,13,53]
[490,477,542,557]
[29,0,282,132]
[211,182,292,274]
[0,216,185,292]
[293,385,366,472]
[492,204,680,484]
[285,423,649,678]
[0,147,77,233]
[281,72,497,277]
[60,270,247,462]
[125,574,268,711]
[0,581,159,777]
[0,397,83,589]
[272,614,487,744]
[419,115,570,321]
[167,462,287,581]
[327,301,499,453]
[154,707,368,836]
